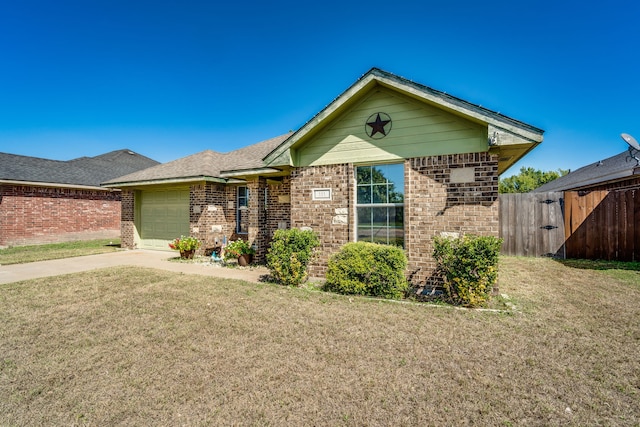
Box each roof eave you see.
[219,167,283,178]
[373,69,544,140]
[555,169,635,192]
[102,176,229,188]
[1,179,116,191]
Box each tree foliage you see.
[499,167,569,193]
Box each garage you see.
[139,188,189,250]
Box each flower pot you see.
[180,249,195,259]
[237,254,252,266]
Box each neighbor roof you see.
[103,133,292,187]
[534,150,640,192]
[0,149,159,189]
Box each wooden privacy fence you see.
[499,192,565,257]
[564,189,639,261]
[500,188,640,261]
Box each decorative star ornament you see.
[365,112,392,139]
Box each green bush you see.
[432,235,502,307]
[325,242,408,299]
[266,228,320,287]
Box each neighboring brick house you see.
[0,150,159,247]
[104,68,544,283]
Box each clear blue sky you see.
[1,0,638,177]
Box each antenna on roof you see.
[621,133,640,166]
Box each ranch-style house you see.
[104,68,544,283]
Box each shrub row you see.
[266,229,502,307]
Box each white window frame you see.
[354,163,405,247]
[236,186,249,234]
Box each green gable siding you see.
[294,88,487,167]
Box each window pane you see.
[372,184,388,204]
[356,166,371,185]
[357,207,372,242]
[390,206,404,247]
[371,166,387,184]
[357,186,371,204]
[384,164,404,202]
[237,186,248,233]
[238,210,249,233]
[389,188,404,203]
[370,207,387,244]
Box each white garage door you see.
[139,189,190,250]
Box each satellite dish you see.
[621,133,640,151]
[621,133,640,166]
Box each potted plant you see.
[169,235,201,259]
[224,239,256,266]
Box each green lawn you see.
[0,239,121,265]
[1,257,638,425]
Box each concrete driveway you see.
[0,250,270,285]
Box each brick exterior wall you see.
[117,151,498,284]
[405,152,499,285]
[0,184,121,247]
[287,153,499,283]
[290,164,353,278]
[266,176,292,238]
[120,190,136,249]
[189,183,233,251]
[175,179,291,260]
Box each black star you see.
[366,113,391,137]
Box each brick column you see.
[120,190,136,249]
[290,164,352,278]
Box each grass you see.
[1,256,639,425]
[0,239,121,265]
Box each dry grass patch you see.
[0,239,121,265]
[1,258,639,425]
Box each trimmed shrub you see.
[325,242,408,299]
[266,228,320,287]
[432,235,502,307]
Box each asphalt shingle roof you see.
[0,149,159,187]
[104,133,292,185]
[534,150,639,192]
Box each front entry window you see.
[237,186,249,234]
[356,164,404,247]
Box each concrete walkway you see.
[0,250,270,285]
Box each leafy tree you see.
[499,167,569,193]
